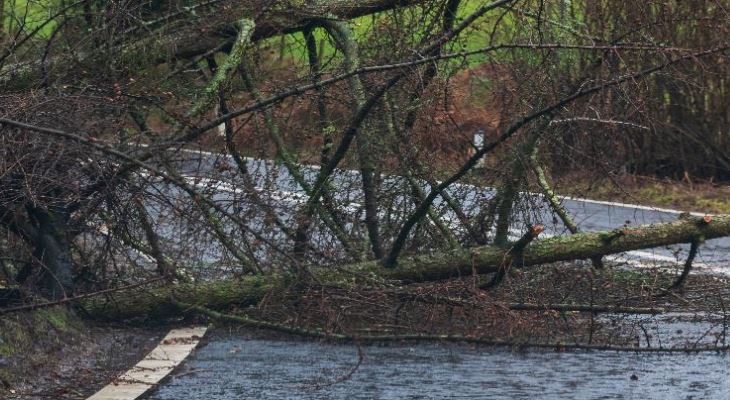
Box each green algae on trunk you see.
[80,214,730,321]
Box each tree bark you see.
[170,1,426,60]
[1,0,428,88]
[26,206,75,300]
[321,20,383,259]
[81,214,730,320]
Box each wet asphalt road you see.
[148,328,730,400]
[140,152,730,399]
[170,152,730,274]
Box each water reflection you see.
[148,335,730,400]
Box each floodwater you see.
[147,332,730,400]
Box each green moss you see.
[188,18,255,118]
[598,267,675,289]
[0,316,32,357]
[35,307,74,331]
[635,183,730,214]
[607,268,647,285]
[0,306,79,357]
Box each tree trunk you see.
[173,0,426,59]
[27,207,75,300]
[81,214,730,320]
[2,0,428,88]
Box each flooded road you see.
[148,333,730,400]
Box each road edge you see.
[86,326,208,400]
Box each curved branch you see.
[670,239,700,290]
[320,19,383,259]
[188,18,255,119]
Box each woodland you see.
[1,0,730,365]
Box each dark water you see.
[147,335,730,400]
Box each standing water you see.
[147,334,730,400]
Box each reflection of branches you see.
[154,301,730,353]
[307,342,364,390]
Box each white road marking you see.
[174,146,707,216]
[181,175,363,214]
[556,195,706,217]
[87,326,207,400]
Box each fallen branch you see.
[529,142,604,268]
[79,214,730,320]
[393,292,664,314]
[482,224,545,288]
[0,277,165,315]
[178,302,728,353]
[671,239,701,290]
[507,303,664,314]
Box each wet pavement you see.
[143,153,730,399]
[148,333,730,400]
[167,152,730,275]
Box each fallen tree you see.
[5,0,728,327]
[81,213,730,320]
[168,0,430,59]
[1,0,431,88]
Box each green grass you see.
[635,182,730,214]
[3,0,587,73]
[4,0,61,38]
[556,174,730,215]
[0,306,77,358]
[254,0,592,92]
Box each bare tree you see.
[0,0,728,316]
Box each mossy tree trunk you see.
[82,214,730,320]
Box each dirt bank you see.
[0,309,166,400]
